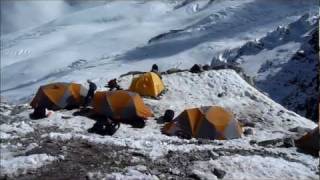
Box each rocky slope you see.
[211,14,319,121]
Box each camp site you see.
[1,1,319,179]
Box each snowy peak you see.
[214,14,318,63]
[212,14,319,121]
[1,0,317,104]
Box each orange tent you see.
[162,106,242,140]
[30,82,88,110]
[129,72,165,97]
[92,90,153,122]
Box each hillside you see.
[1,1,318,179]
[1,70,318,179]
[1,0,317,105]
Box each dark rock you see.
[164,68,188,75]
[132,152,146,157]
[257,138,283,147]
[281,137,295,148]
[190,64,203,73]
[249,140,257,145]
[243,128,253,136]
[277,110,285,116]
[213,168,226,179]
[61,116,72,119]
[296,50,306,58]
[188,173,202,180]
[88,120,120,136]
[258,138,295,148]
[119,71,145,77]
[239,119,256,127]
[216,142,223,146]
[203,64,211,71]
[245,122,256,127]
[163,110,175,122]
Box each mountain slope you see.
[1,0,317,103]
[212,14,319,121]
[1,70,317,179]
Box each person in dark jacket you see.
[88,118,120,136]
[190,64,203,73]
[30,103,47,119]
[163,109,174,122]
[151,64,159,72]
[84,80,97,107]
[151,64,162,79]
[105,78,122,91]
[156,109,175,124]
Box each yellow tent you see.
[30,82,88,110]
[92,90,153,122]
[162,106,242,140]
[129,72,165,97]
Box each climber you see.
[151,64,162,79]
[84,80,97,107]
[29,103,47,119]
[105,78,122,91]
[156,109,175,124]
[190,64,203,73]
[88,118,120,136]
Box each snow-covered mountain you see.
[1,70,318,179]
[212,14,319,121]
[1,0,319,179]
[1,0,317,105]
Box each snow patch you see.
[0,154,57,177]
[193,155,319,180]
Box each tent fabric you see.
[295,127,319,156]
[129,72,165,97]
[162,106,242,140]
[92,90,153,121]
[30,82,88,110]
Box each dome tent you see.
[92,90,153,122]
[129,72,165,97]
[162,106,242,140]
[30,82,88,110]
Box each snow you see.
[0,154,57,177]
[212,13,318,119]
[35,111,95,132]
[88,167,158,180]
[0,1,318,178]
[193,155,319,180]
[11,70,315,159]
[1,0,317,103]
[22,70,313,161]
[0,121,34,139]
[0,69,318,178]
